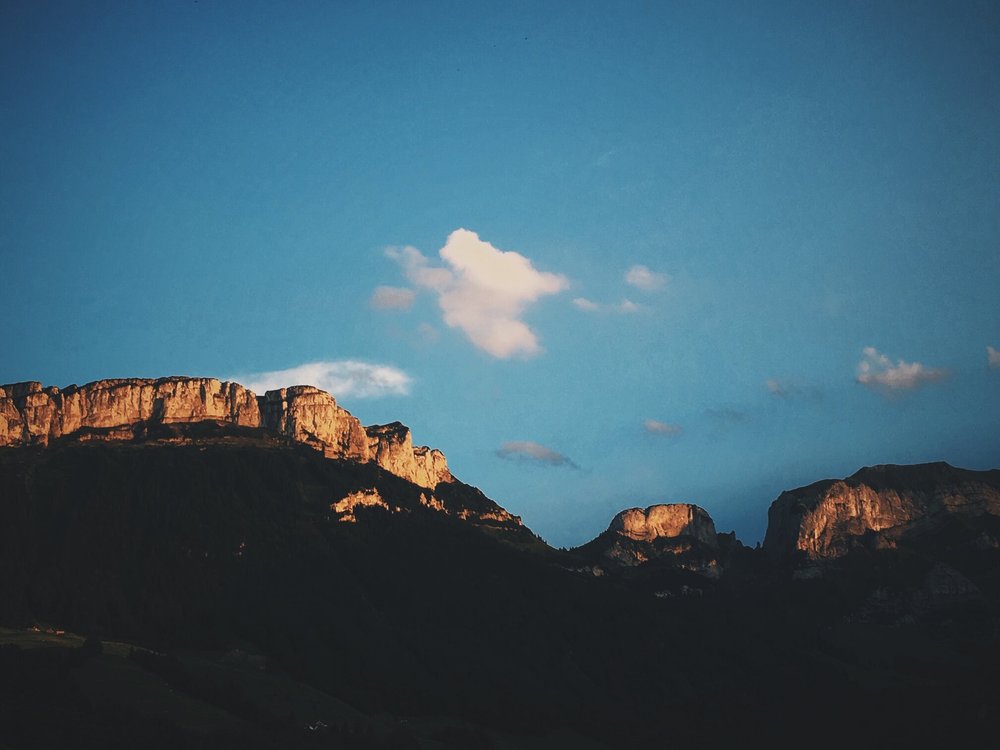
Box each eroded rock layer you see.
[0,378,452,490]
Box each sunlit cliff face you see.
[610,503,718,547]
[0,378,452,490]
[764,463,1000,562]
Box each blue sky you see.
[3,1,999,546]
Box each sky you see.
[3,0,999,547]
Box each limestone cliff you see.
[0,377,453,490]
[763,462,1000,562]
[610,504,718,547]
[0,378,260,446]
[260,386,370,462]
[576,503,723,577]
[365,422,453,488]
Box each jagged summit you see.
[0,376,451,490]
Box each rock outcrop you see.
[763,462,1000,562]
[0,377,452,490]
[365,422,453,488]
[576,503,724,577]
[610,504,718,547]
[260,386,369,461]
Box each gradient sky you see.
[3,1,999,547]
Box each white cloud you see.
[388,229,568,359]
[624,264,667,292]
[856,347,948,393]
[238,361,412,399]
[573,297,642,314]
[496,440,577,468]
[644,419,682,435]
[370,285,415,310]
[988,346,1000,370]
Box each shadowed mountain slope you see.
[1,397,999,747]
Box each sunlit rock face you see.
[610,504,718,547]
[0,378,261,446]
[260,386,369,461]
[331,489,392,522]
[577,503,724,577]
[0,378,453,490]
[365,422,453,488]
[763,462,1000,562]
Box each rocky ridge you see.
[763,462,1000,563]
[0,378,453,490]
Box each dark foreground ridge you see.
[1,378,999,748]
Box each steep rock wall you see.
[0,378,452,490]
[763,462,1000,562]
[610,504,718,547]
[365,422,453,488]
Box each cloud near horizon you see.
[237,361,412,399]
[496,440,578,468]
[370,285,415,310]
[388,229,569,358]
[856,347,948,393]
[644,419,682,435]
[624,264,667,292]
[989,345,1000,370]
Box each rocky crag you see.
[763,462,1000,563]
[611,504,718,547]
[0,377,452,490]
[573,503,729,579]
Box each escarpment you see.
[0,378,452,490]
[763,462,1000,562]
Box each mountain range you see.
[1,377,998,749]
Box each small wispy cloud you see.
[496,440,578,468]
[766,378,789,397]
[572,297,641,314]
[624,265,667,292]
[591,148,617,168]
[417,322,440,342]
[388,229,569,359]
[644,419,682,435]
[237,361,412,399]
[370,285,416,310]
[856,347,948,393]
[766,378,822,400]
[988,346,1000,370]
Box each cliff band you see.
[0,377,453,490]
